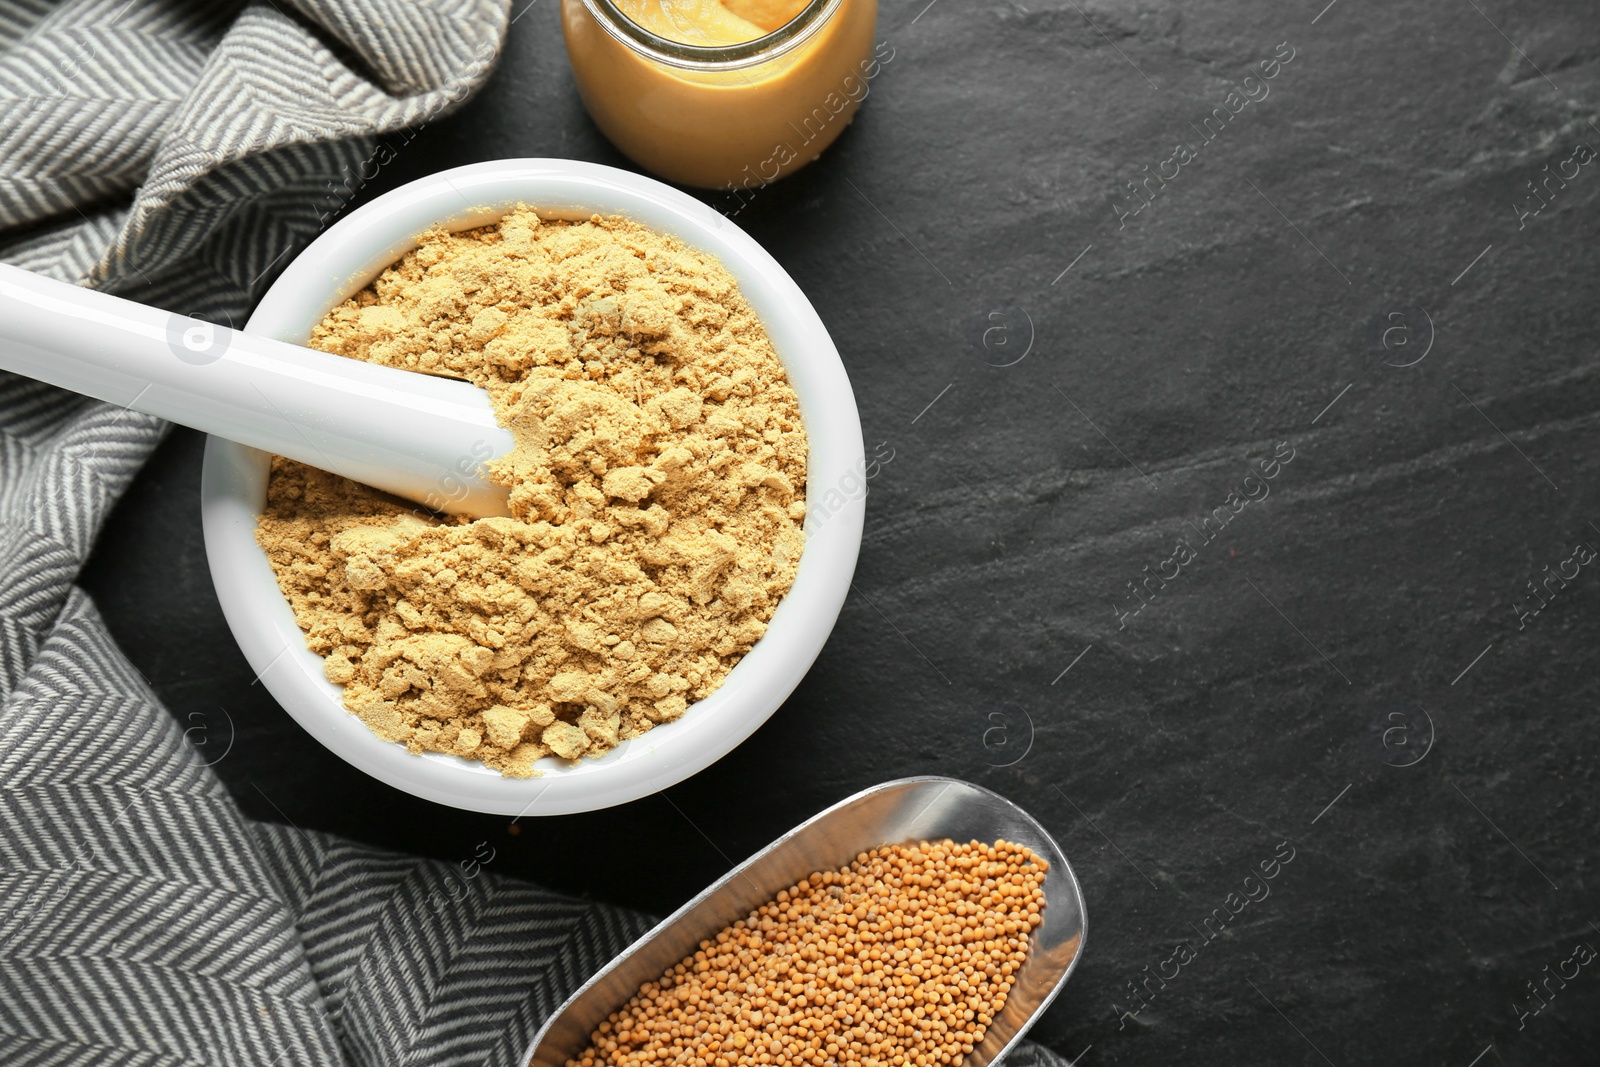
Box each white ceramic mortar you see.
[201,159,863,815]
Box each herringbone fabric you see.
[0,2,1074,1065]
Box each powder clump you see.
[256,208,808,777]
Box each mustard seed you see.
[563,839,1047,1067]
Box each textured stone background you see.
[82,0,1600,1063]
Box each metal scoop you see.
[523,776,1087,1067]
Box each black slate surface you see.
[79,1,1600,1063]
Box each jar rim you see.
[579,0,841,70]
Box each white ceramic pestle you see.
[0,263,515,517]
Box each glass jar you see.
[561,0,880,191]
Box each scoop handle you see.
[0,263,514,517]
